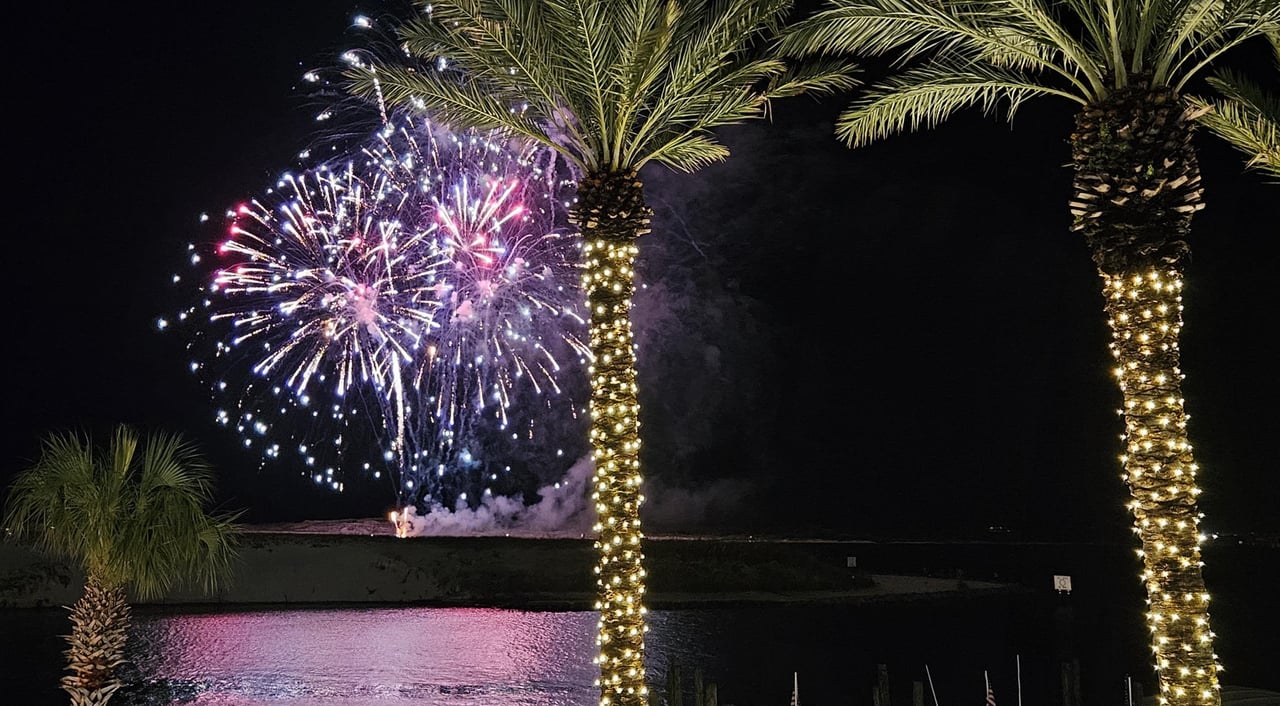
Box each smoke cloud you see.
[391,453,756,537]
[396,454,596,537]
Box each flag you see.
[790,671,799,706]
[985,670,997,706]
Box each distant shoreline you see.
[1,530,1021,610]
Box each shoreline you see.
[1,531,1019,610]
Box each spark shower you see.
[162,115,590,525]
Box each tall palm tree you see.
[1190,31,1280,180]
[781,1,1278,704]
[3,425,241,706]
[342,2,855,703]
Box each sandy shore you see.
[1,521,1020,609]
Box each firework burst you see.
[163,115,588,512]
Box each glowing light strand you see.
[1105,269,1220,705]
[575,171,650,706]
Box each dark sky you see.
[8,2,1278,540]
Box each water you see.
[1,602,1054,706]
[3,542,1275,706]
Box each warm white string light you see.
[576,172,650,706]
[1105,269,1220,705]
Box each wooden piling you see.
[872,664,891,706]
[1060,658,1082,706]
[668,663,684,706]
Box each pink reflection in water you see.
[131,607,601,705]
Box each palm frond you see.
[1190,67,1280,180]
[668,0,794,63]
[412,1,568,105]
[998,0,1100,79]
[623,0,799,164]
[1147,0,1280,89]
[1154,0,1227,72]
[1064,0,1104,40]
[189,515,244,596]
[2,425,242,602]
[612,0,674,113]
[349,0,841,174]
[781,0,1100,98]
[547,0,624,147]
[646,133,732,172]
[1129,0,1166,70]
[345,63,572,165]
[833,61,1072,147]
[628,59,785,165]
[781,0,971,59]
[766,58,863,98]
[3,431,95,562]
[977,23,1064,72]
[605,0,677,165]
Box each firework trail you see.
[363,116,590,511]
[162,115,588,516]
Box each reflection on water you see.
[17,608,720,706]
[132,608,601,705]
[1,601,1042,706]
[4,544,1273,706]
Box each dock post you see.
[876,664,891,706]
[1060,658,1081,706]
[667,663,684,706]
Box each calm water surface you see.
[6,607,726,706]
[130,608,603,705]
[3,542,1274,706]
[0,600,1151,706]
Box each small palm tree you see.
[781,1,1278,704]
[342,3,855,703]
[1191,32,1280,181]
[3,425,241,706]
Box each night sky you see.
[8,2,1278,540]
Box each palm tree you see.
[3,425,241,705]
[781,1,1278,704]
[1190,31,1280,180]
[341,2,855,703]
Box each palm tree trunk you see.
[61,574,131,706]
[573,168,652,706]
[1070,86,1220,706]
